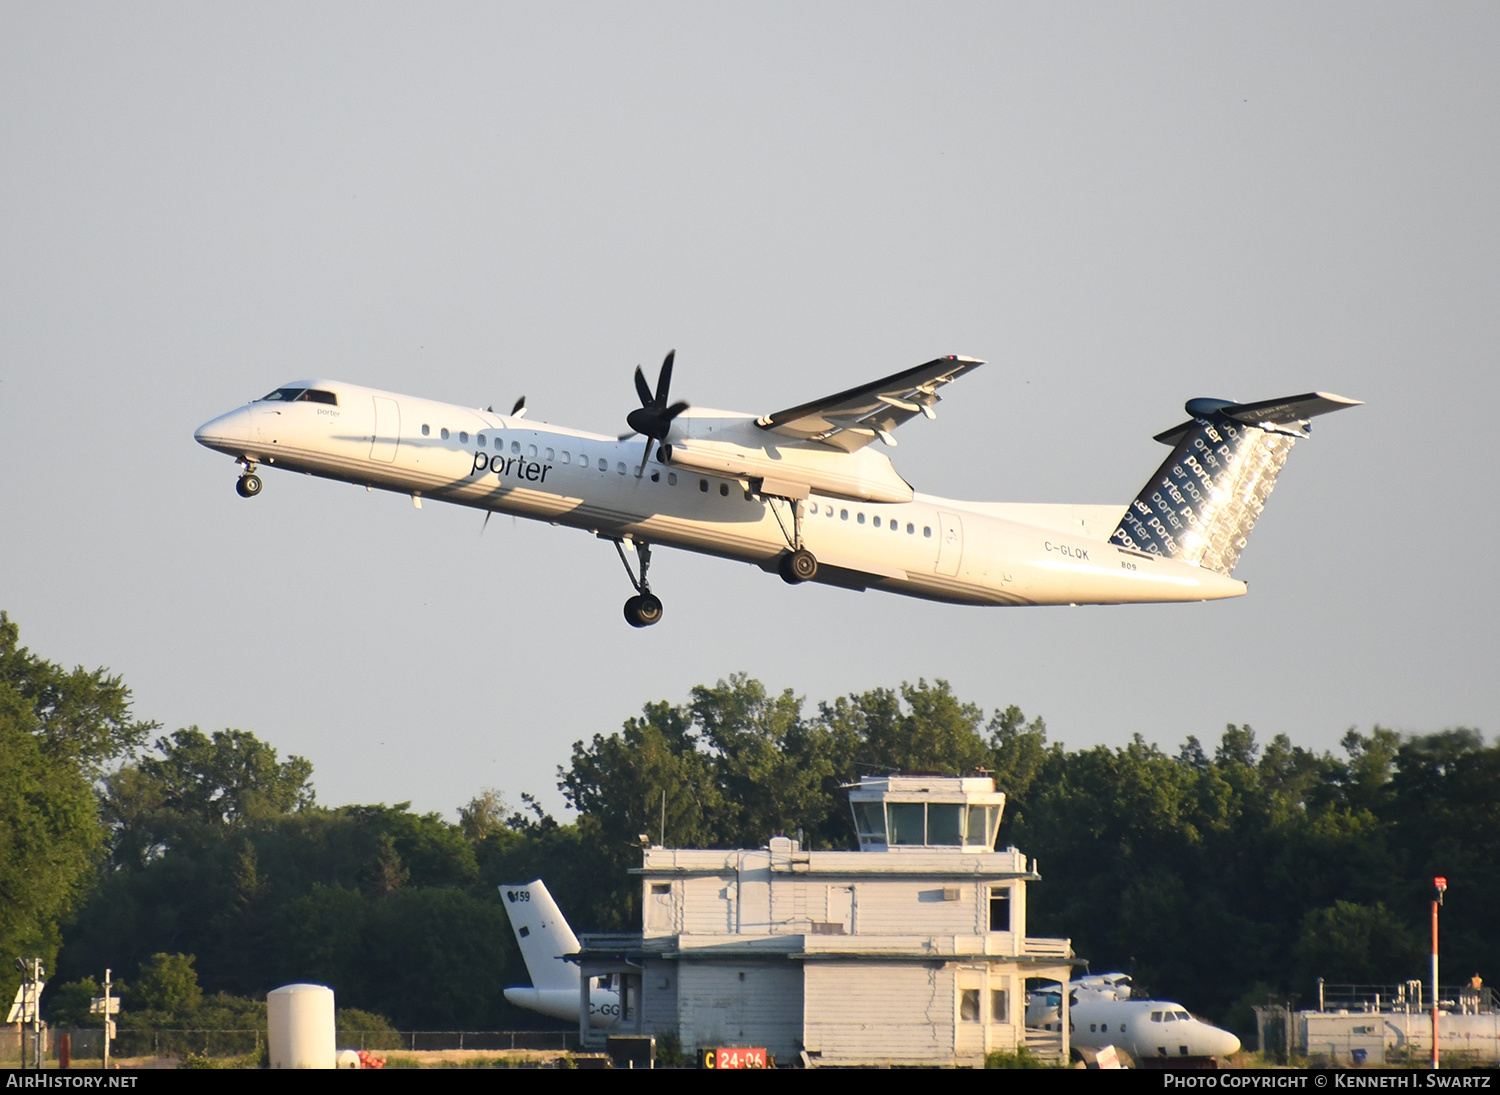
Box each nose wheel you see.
[624,593,664,628]
[613,539,663,627]
[236,473,262,498]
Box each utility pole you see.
[103,969,113,1070]
[32,959,44,1070]
[1431,876,1446,1070]
[89,968,118,1068]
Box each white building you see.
[573,775,1075,1067]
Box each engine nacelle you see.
[666,412,914,503]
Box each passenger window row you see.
[808,501,930,537]
[414,429,689,482]
[405,431,931,532]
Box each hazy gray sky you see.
[3,3,1496,818]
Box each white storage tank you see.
[267,983,336,1069]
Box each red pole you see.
[1428,876,1440,1068]
[1428,900,1440,1068]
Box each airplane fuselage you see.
[1030,997,1242,1062]
[195,379,1247,609]
[502,987,623,1030]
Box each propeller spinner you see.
[626,349,688,475]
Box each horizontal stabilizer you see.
[1155,391,1361,445]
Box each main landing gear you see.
[235,463,263,498]
[614,539,664,628]
[769,497,818,585]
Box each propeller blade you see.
[481,511,492,536]
[655,350,676,405]
[624,349,688,442]
[511,395,527,418]
[636,436,656,477]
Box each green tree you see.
[45,976,101,1028]
[1294,901,1422,984]
[0,612,154,774]
[818,679,993,778]
[987,704,1053,838]
[457,789,509,845]
[101,726,313,860]
[130,953,203,1021]
[0,614,149,1007]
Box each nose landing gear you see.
[236,470,263,498]
[624,592,664,628]
[614,539,663,627]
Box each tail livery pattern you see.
[1111,392,1359,575]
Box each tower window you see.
[989,886,1011,932]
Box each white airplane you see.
[1028,975,1242,1063]
[498,880,623,1029]
[193,352,1359,626]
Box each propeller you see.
[625,349,688,476]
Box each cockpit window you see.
[255,387,337,405]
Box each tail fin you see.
[1110,392,1359,575]
[499,880,582,991]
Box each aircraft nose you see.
[194,407,250,451]
[1214,1030,1242,1056]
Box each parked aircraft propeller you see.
[626,350,688,476]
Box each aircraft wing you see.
[755,355,984,452]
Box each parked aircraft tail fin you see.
[1110,392,1360,575]
[499,880,582,991]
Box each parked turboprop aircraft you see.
[499,880,622,1029]
[1028,976,1242,1063]
[193,353,1358,626]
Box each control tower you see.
[572,774,1075,1067]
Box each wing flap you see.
[756,355,983,451]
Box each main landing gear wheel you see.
[236,474,262,498]
[779,547,818,584]
[624,593,664,628]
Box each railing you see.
[1318,983,1497,1014]
[1022,937,1073,958]
[578,932,649,952]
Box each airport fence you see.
[3,1028,582,1064]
